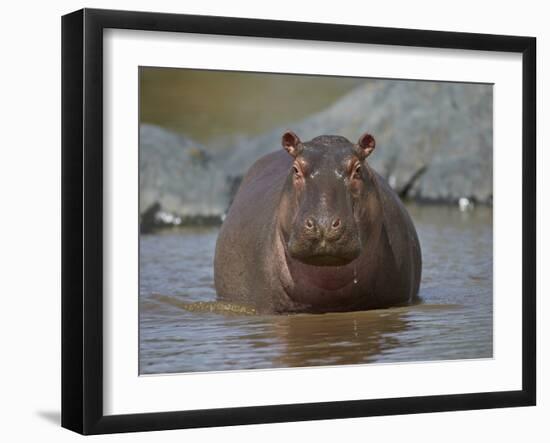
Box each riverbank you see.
[140,80,492,233]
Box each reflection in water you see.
[139,205,492,374]
[271,310,410,367]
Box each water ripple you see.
[139,206,493,374]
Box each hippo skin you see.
[214,131,421,314]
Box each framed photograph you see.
[61,8,536,435]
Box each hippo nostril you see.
[331,218,341,229]
[305,218,315,230]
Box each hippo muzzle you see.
[287,215,362,267]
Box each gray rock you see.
[224,80,493,204]
[139,124,227,221]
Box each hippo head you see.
[279,131,377,269]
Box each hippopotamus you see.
[214,131,421,314]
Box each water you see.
[139,205,492,374]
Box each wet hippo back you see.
[214,131,421,313]
[214,150,291,311]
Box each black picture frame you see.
[61,8,536,435]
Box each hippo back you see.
[369,167,422,301]
[214,150,291,309]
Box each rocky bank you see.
[140,81,492,230]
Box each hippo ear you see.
[355,132,376,160]
[282,131,303,158]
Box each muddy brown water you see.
[139,204,492,374]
